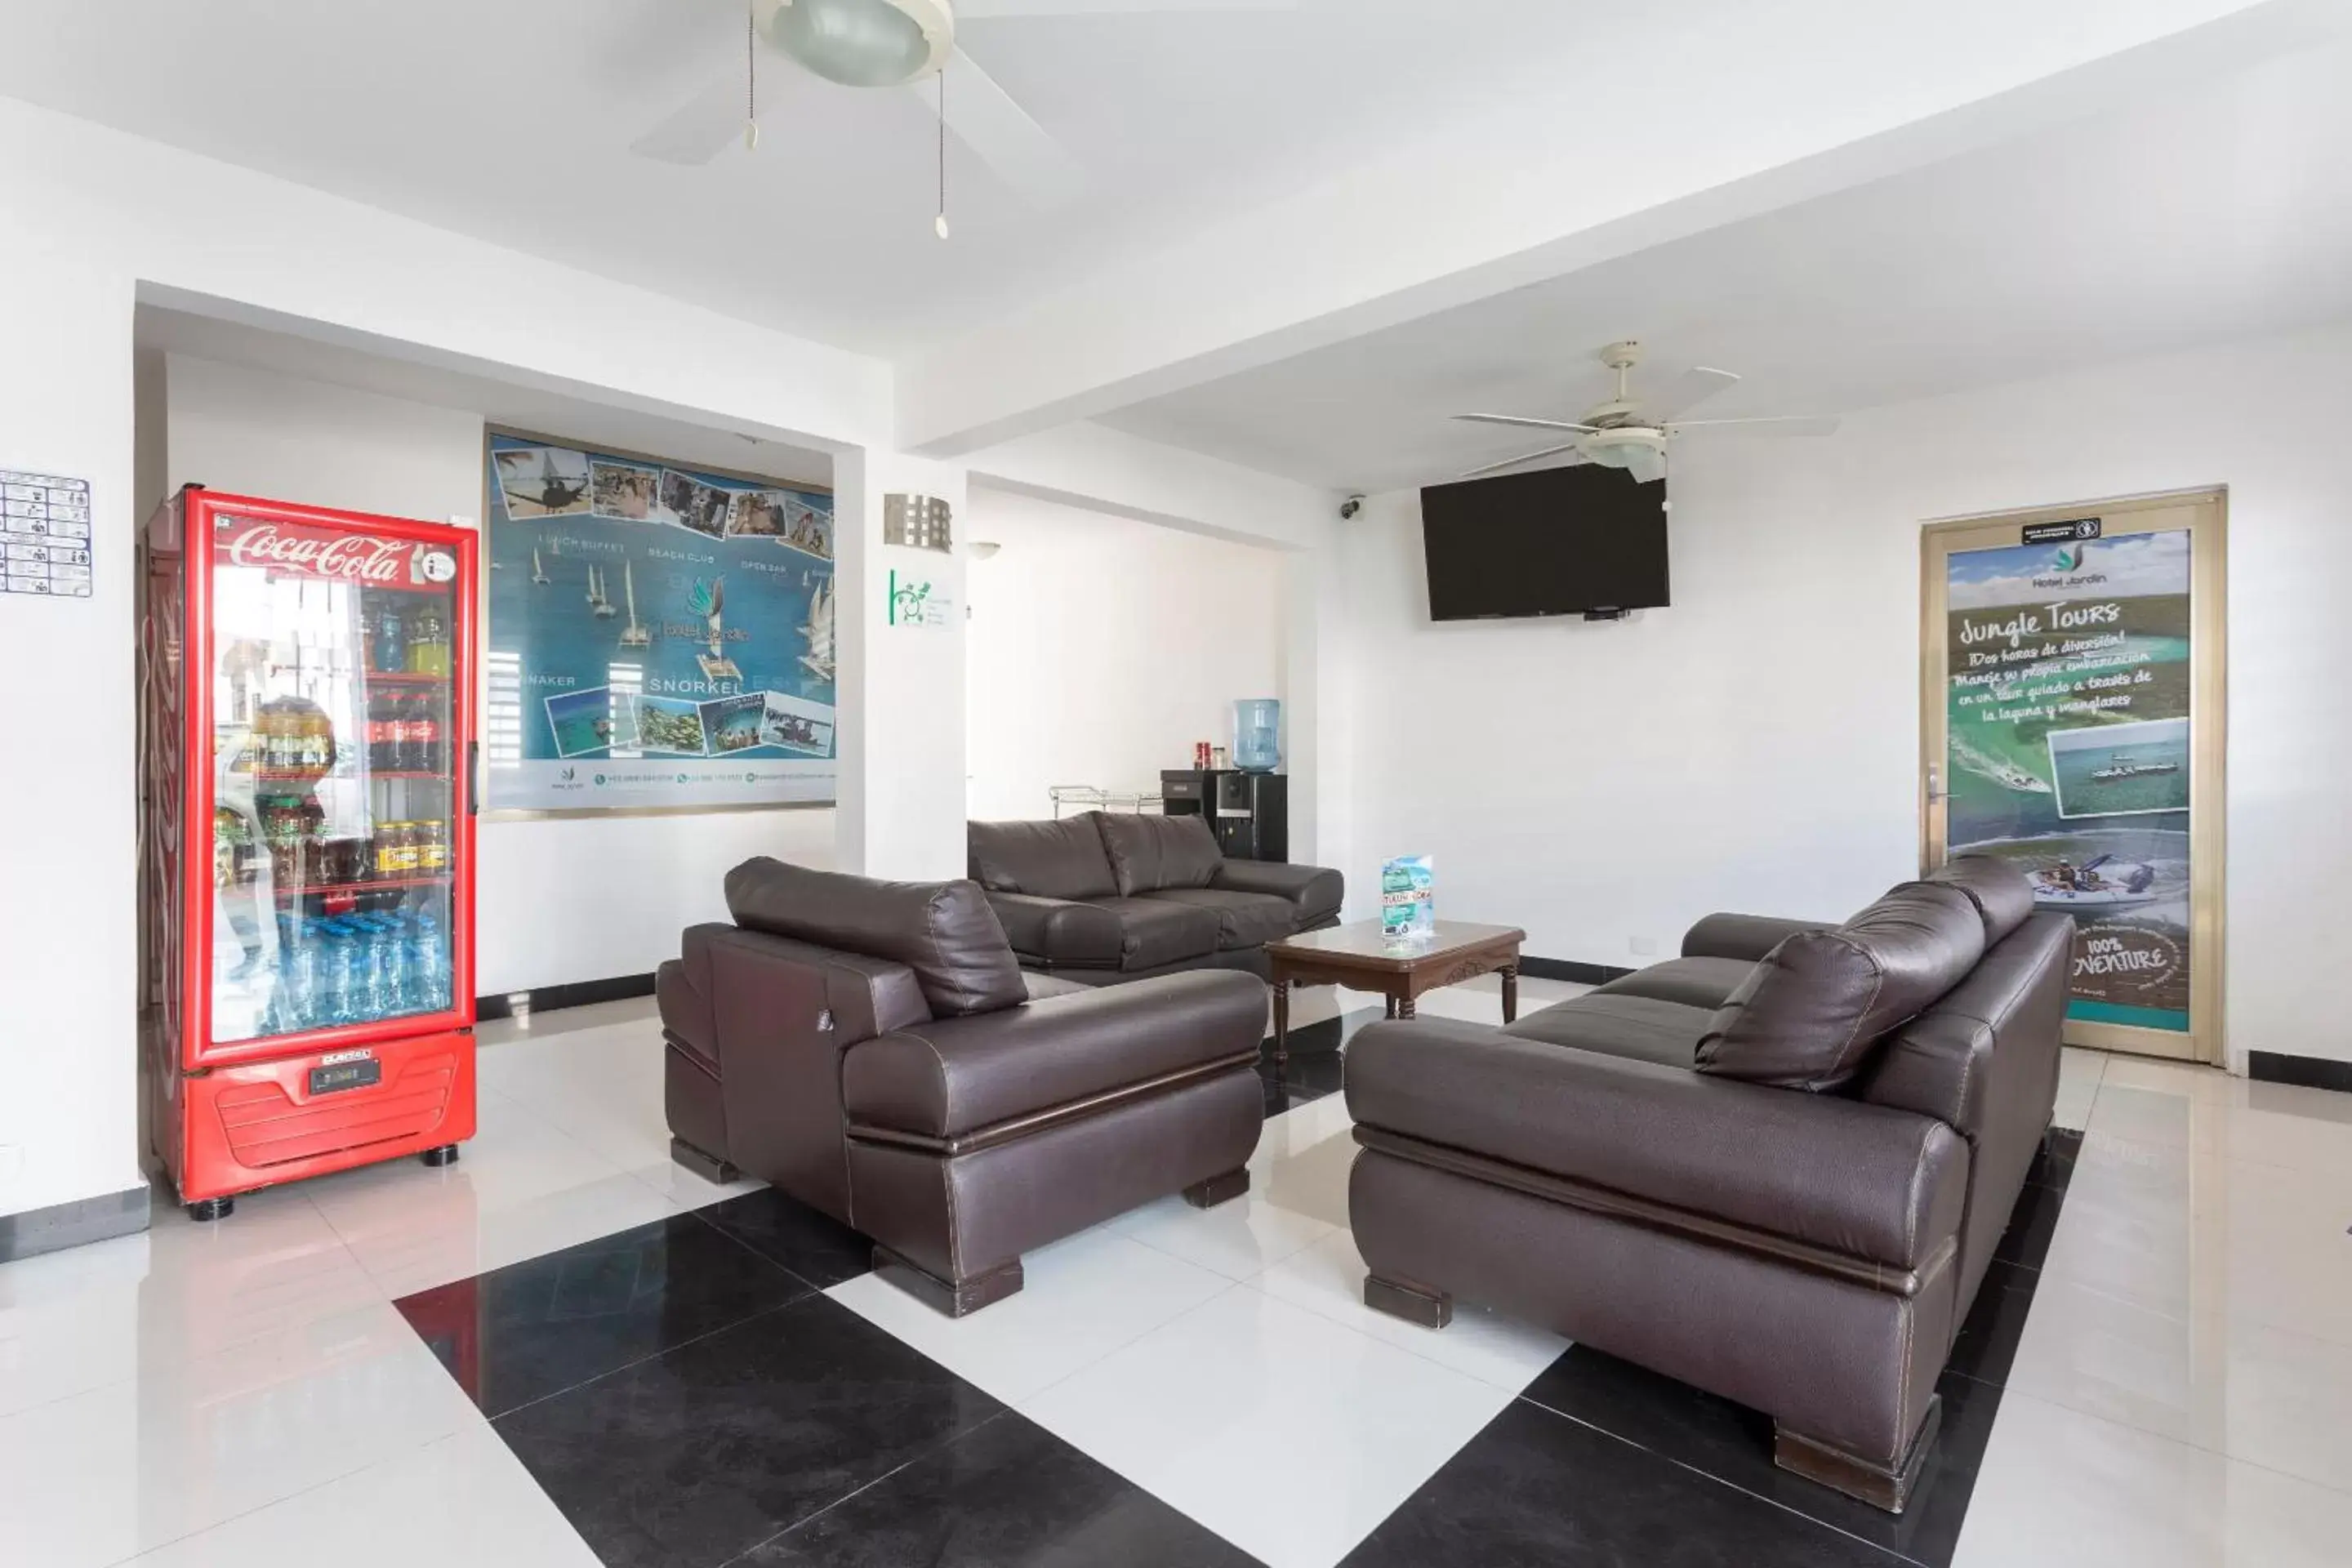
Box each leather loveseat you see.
[657,858,1267,1315]
[968,811,1343,984]
[1344,856,2068,1512]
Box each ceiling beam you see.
[895,0,2348,456]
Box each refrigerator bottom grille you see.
[213,1058,459,1168]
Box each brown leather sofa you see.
[1344,856,2068,1512]
[657,858,1267,1315]
[969,812,1343,983]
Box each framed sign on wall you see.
[481,429,837,817]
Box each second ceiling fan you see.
[632,0,1298,225]
[1455,341,1839,484]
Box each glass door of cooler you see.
[203,520,463,1053]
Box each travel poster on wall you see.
[1944,528,2192,1031]
[483,432,837,813]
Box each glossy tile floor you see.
[5,982,2350,1565]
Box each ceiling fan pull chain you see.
[745,0,760,151]
[935,64,951,239]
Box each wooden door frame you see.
[1919,488,2227,1065]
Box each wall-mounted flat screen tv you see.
[1419,465,1669,621]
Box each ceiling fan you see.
[631,0,1296,230]
[1453,341,1839,484]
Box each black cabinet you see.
[1160,770,1288,862]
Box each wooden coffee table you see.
[1266,920,1527,1067]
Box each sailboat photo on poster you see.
[483,428,836,813]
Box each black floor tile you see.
[2023,1126,2084,1192]
[396,1213,809,1418]
[1340,1397,1899,1567]
[495,1293,1004,1568]
[1989,1175,2068,1271]
[1259,1007,1381,1111]
[1945,1259,2038,1388]
[1516,1348,2006,1567]
[742,1410,1260,1566]
[698,1185,876,1289]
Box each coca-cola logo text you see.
[221,522,416,584]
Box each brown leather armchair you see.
[659,858,1267,1315]
[1344,857,2069,1512]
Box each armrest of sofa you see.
[1345,1017,1967,1271]
[982,890,1124,966]
[1681,911,1835,962]
[1209,859,1344,925]
[843,969,1267,1139]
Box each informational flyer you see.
[1944,527,2193,1031]
[1,469,94,599]
[483,432,836,813]
[1381,855,1436,942]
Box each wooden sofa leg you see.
[670,1135,741,1186]
[1364,1274,1453,1330]
[1774,1393,1942,1515]
[1183,1168,1251,1209]
[874,1245,1026,1319]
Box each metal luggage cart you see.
[1049,785,1165,819]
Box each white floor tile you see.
[1112,1187,1337,1282]
[625,1156,765,1209]
[827,1229,1234,1405]
[2088,1075,2352,1179]
[122,1423,602,1568]
[1953,1389,2352,1567]
[1255,1230,1569,1393]
[2007,1272,2352,1496]
[342,1169,684,1301]
[0,1301,481,1568]
[1021,1285,1515,1568]
[0,1181,382,1419]
[2042,1130,2352,1350]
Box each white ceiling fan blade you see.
[1645,366,1740,422]
[630,69,755,165]
[956,1,1297,16]
[1625,448,1668,485]
[1665,416,1841,438]
[1459,442,1588,480]
[1453,412,1597,434]
[912,46,1086,208]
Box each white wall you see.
[160,354,836,996]
[964,489,1286,822]
[0,96,899,1227]
[1334,322,2352,1068]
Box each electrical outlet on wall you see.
[1628,936,1659,957]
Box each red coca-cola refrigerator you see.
[140,487,478,1220]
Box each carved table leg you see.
[1272,977,1291,1070]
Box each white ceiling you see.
[0,0,1682,358]
[1101,38,2352,491]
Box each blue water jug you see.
[1233,698,1281,773]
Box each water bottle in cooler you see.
[412,908,448,1011]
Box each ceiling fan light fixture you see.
[760,0,954,89]
[1578,426,1666,475]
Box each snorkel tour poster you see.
[483,431,837,813]
[1944,528,2193,1031]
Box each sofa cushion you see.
[986,891,1125,968]
[842,970,1268,1138]
[1592,956,1758,1013]
[1924,854,2036,945]
[1134,887,1298,951]
[1503,993,1712,1069]
[1095,897,1223,970]
[969,816,1121,901]
[1096,812,1225,895]
[724,858,1027,1018]
[1696,882,1986,1092]
[1209,860,1345,925]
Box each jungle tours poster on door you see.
[1944,525,2193,1032]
